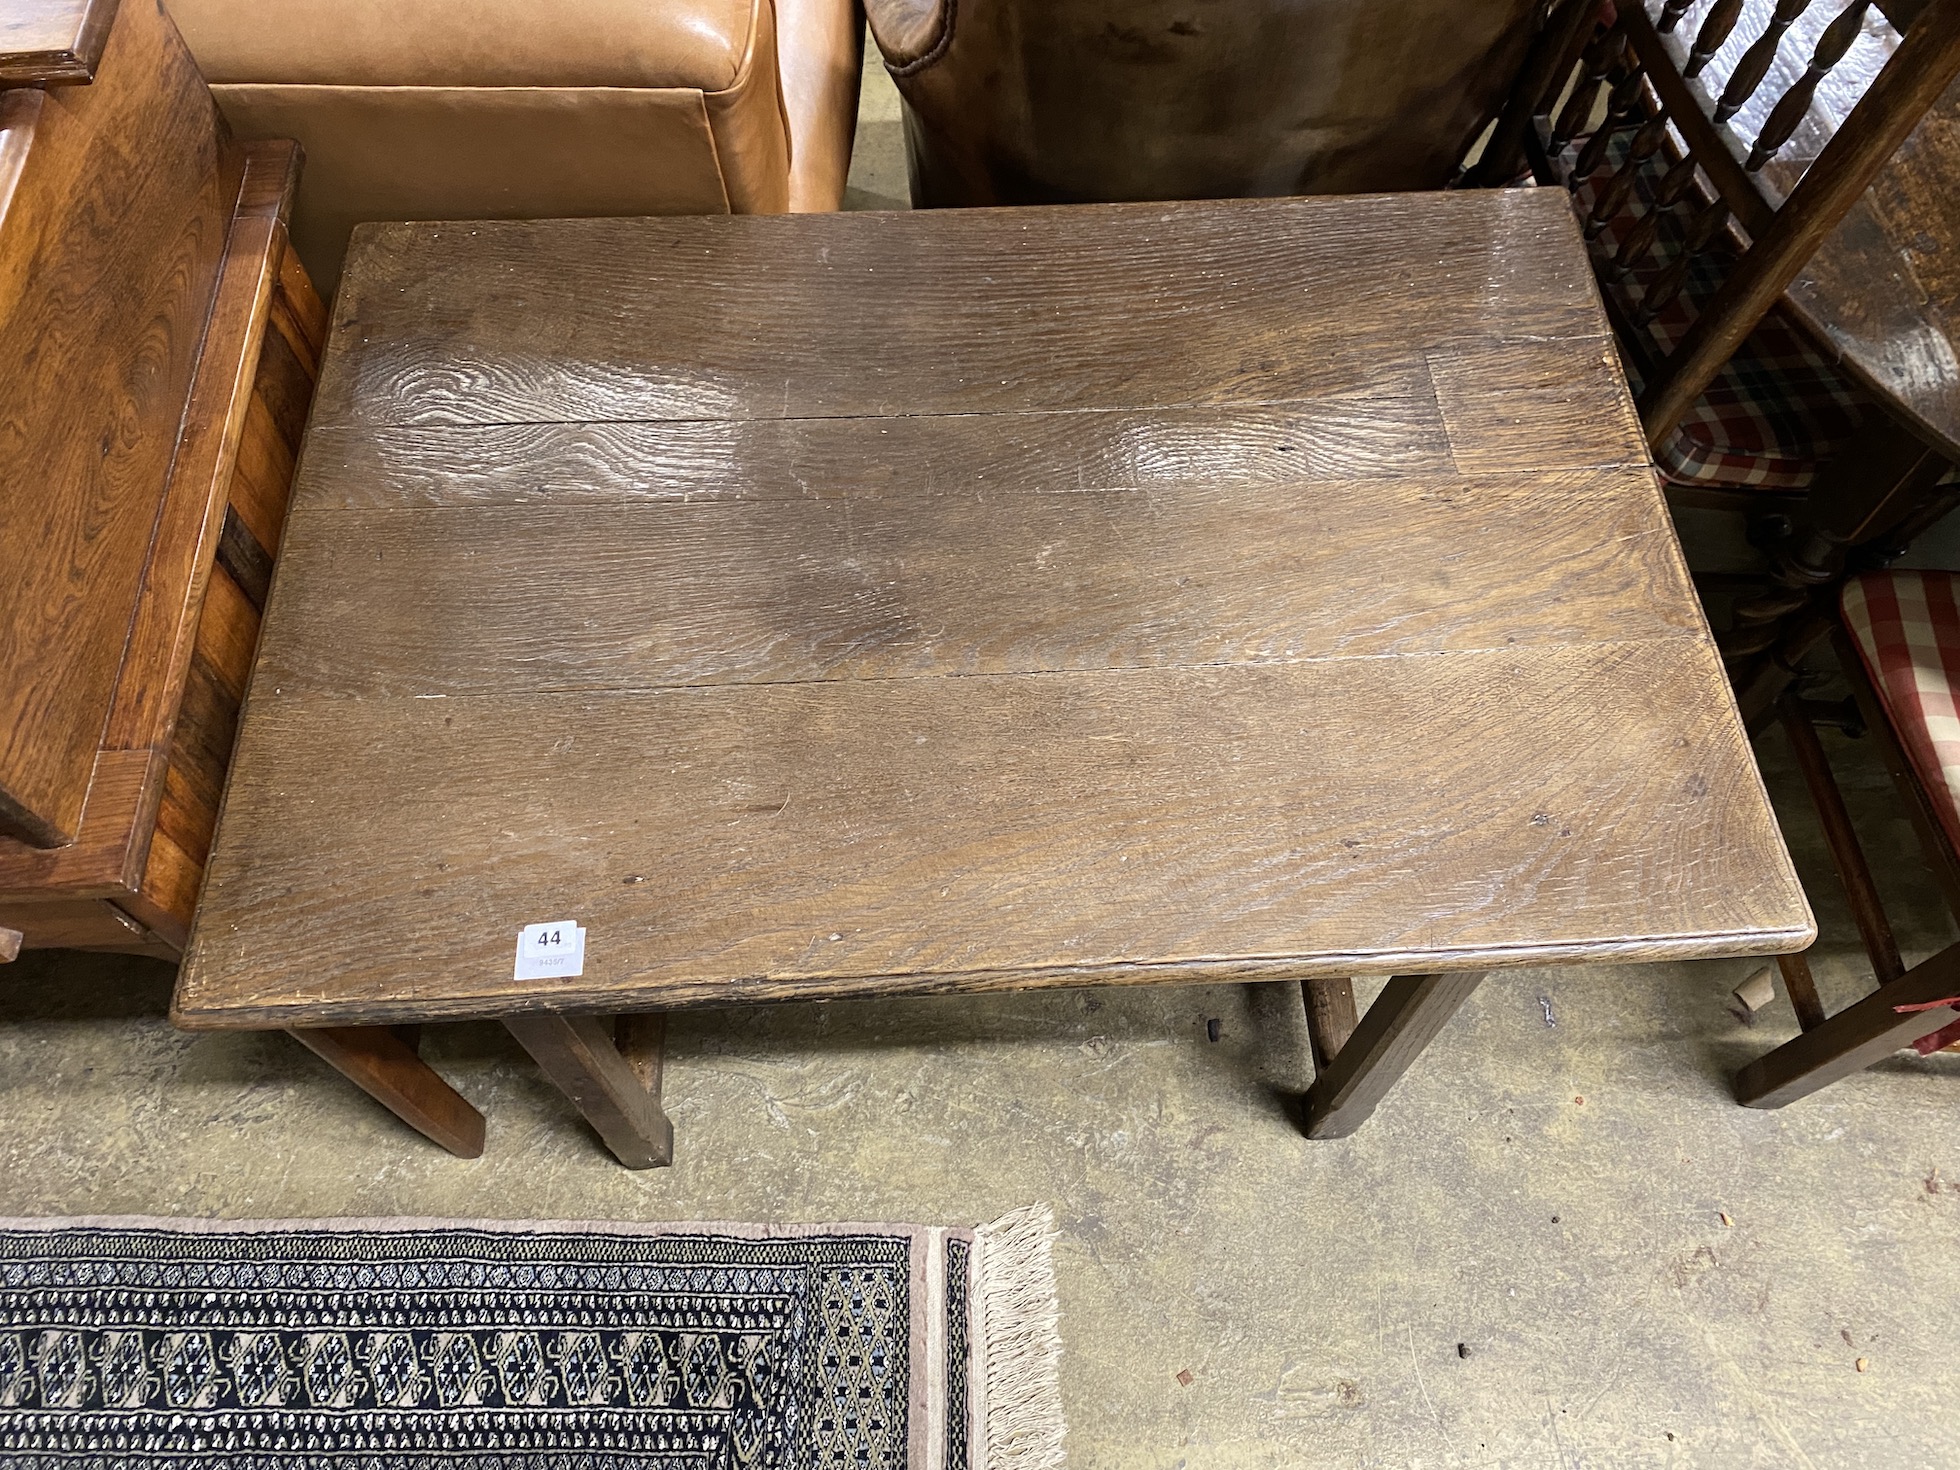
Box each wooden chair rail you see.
[1622,1,1777,236]
[1720,426,1953,729]
[1736,943,1960,1104]
[1778,691,1907,983]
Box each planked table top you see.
[174,189,1813,1030]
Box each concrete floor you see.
[5,48,1960,1470]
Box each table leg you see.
[1299,972,1485,1139]
[1733,942,1960,1109]
[1301,978,1358,1073]
[614,1013,666,1093]
[287,1025,485,1158]
[506,1012,675,1169]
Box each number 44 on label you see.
[514,920,586,980]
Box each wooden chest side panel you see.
[0,224,318,952]
[130,235,315,950]
[0,0,229,846]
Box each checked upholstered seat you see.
[1572,130,1870,494]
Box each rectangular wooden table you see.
[174,190,1815,1166]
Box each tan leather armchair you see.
[170,0,862,290]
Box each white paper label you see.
[514,920,586,980]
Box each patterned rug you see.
[0,1206,1062,1469]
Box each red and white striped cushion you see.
[1841,570,1960,1054]
[1842,571,1960,857]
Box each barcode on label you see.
[514,920,586,980]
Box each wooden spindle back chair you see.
[1482,0,1960,509]
[1474,2,1960,1103]
[1734,571,1960,1106]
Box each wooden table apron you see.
[173,191,1814,1162]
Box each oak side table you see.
[174,191,1814,1165]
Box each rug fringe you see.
[973,1204,1066,1470]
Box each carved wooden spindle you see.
[1613,151,1703,272]
[1660,0,1699,34]
[1587,113,1670,242]
[1748,0,1874,169]
[1653,150,1706,211]
[1572,62,1649,180]
[1724,427,1950,674]
[1724,506,1894,663]
[1688,0,1747,77]
[1551,25,1626,153]
[1718,0,1817,122]
[1638,194,1730,321]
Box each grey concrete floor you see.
[5,49,1960,1470]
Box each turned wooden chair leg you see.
[1746,664,1960,1103]
[506,1012,674,1169]
[1779,693,1906,983]
[1735,942,1960,1108]
[1300,972,1485,1139]
[287,1025,486,1158]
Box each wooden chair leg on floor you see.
[1744,673,1960,1102]
[1779,693,1907,983]
[1299,972,1486,1140]
[506,1012,675,1169]
[1735,942,1960,1108]
[287,1025,486,1158]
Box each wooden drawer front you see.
[0,898,168,956]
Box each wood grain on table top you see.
[310,193,1601,430]
[175,191,1813,1028]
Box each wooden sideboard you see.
[0,0,322,961]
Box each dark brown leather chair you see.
[867,0,1542,205]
